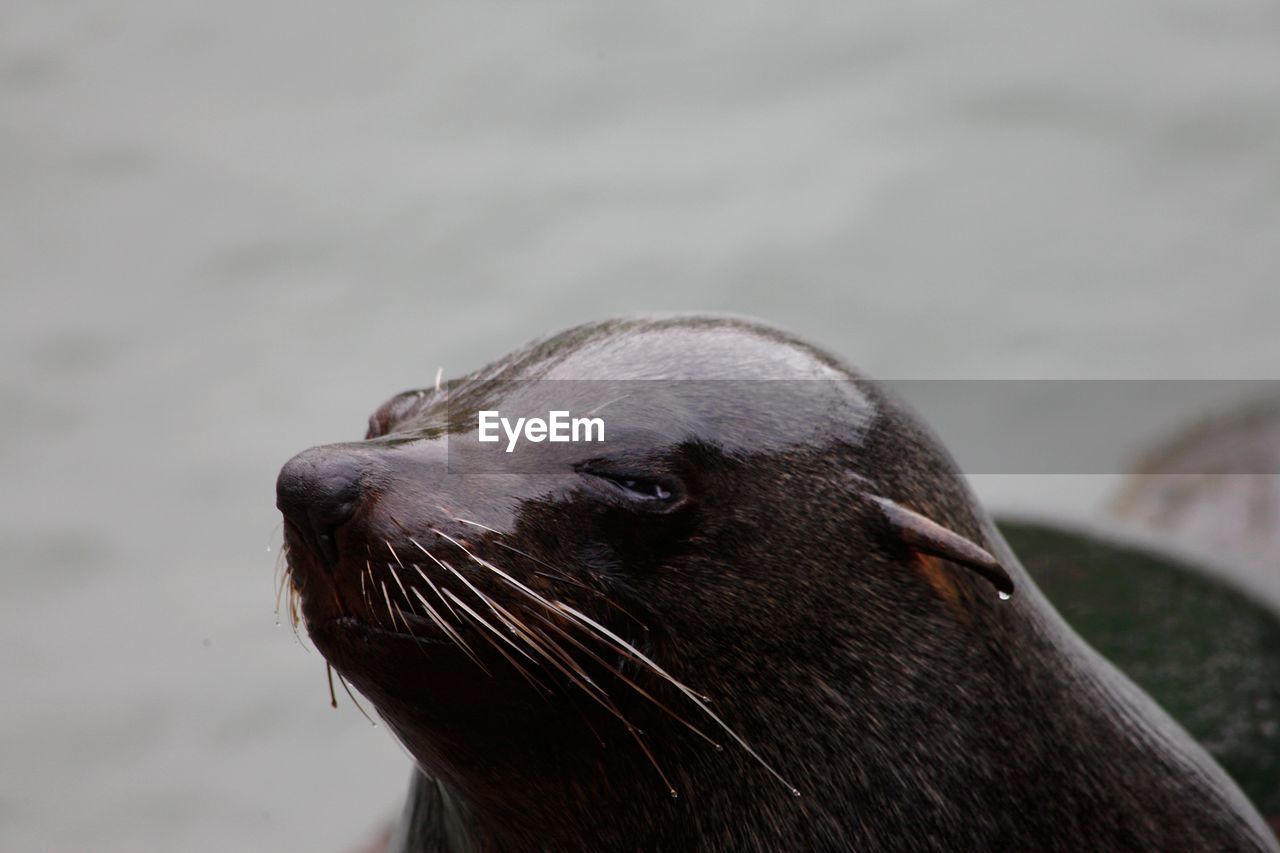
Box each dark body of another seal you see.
[276,316,1277,852]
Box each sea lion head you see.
[275,315,1017,847]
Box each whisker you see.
[422,573,463,623]
[551,599,800,796]
[273,544,289,620]
[386,540,405,569]
[414,547,619,708]
[361,562,381,626]
[274,564,288,623]
[411,546,535,656]
[337,672,378,727]
[425,532,666,678]
[438,579,540,665]
[529,611,720,750]
[626,719,678,799]
[381,581,402,632]
[474,598,608,702]
[453,516,504,537]
[418,532,561,616]
[424,532,704,699]
[479,537,650,630]
[529,568,650,632]
[401,522,799,794]
[487,616,608,707]
[410,588,491,675]
[387,562,416,615]
[391,604,438,666]
[414,516,648,646]
[289,584,305,646]
[441,588,549,693]
[275,545,301,638]
[522,622,601,694]
[437,539,682,692]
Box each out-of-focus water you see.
[2,2,1277,850]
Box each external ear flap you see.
[867,495,1014,597]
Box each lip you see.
[284,519,481,655]
[281,518,331,573]
[325,613,459,647]
[282,525,345,600]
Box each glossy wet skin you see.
[278,319,894,800]
[277,317,1279,852]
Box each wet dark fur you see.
[278,316,1277,852]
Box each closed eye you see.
[607,477,673,501]
[581,467,684,506]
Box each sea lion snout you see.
[276,446,367,567]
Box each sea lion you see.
[276,316,1277,852]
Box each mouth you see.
[279,514,803,797]
[324,614,459,647]
[280,524,517,675]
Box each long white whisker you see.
[386,562,416,615]
[452,516,504,537]
[381,581,402,631]
[551,598,798,795]
[386,541,405,568]
[440,588,547,692]
[437,583,539,665]
[409,587,490,675]
[336,671,378,727]
[425,530,799,793]
[529,610,720,749]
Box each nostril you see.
[276,447,365,567]
[306,501,354,566]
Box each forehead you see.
[469,322,878,455]
[541,326,852,382]
[371,321,881,458]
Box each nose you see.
[276,447,365,567]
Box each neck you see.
[376,679,839,852]
[386,771,472,853]
[381,597,1272,853]
[379,631,1039,851]
[386,744,821,852]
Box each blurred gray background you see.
[2,1,1277,850]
